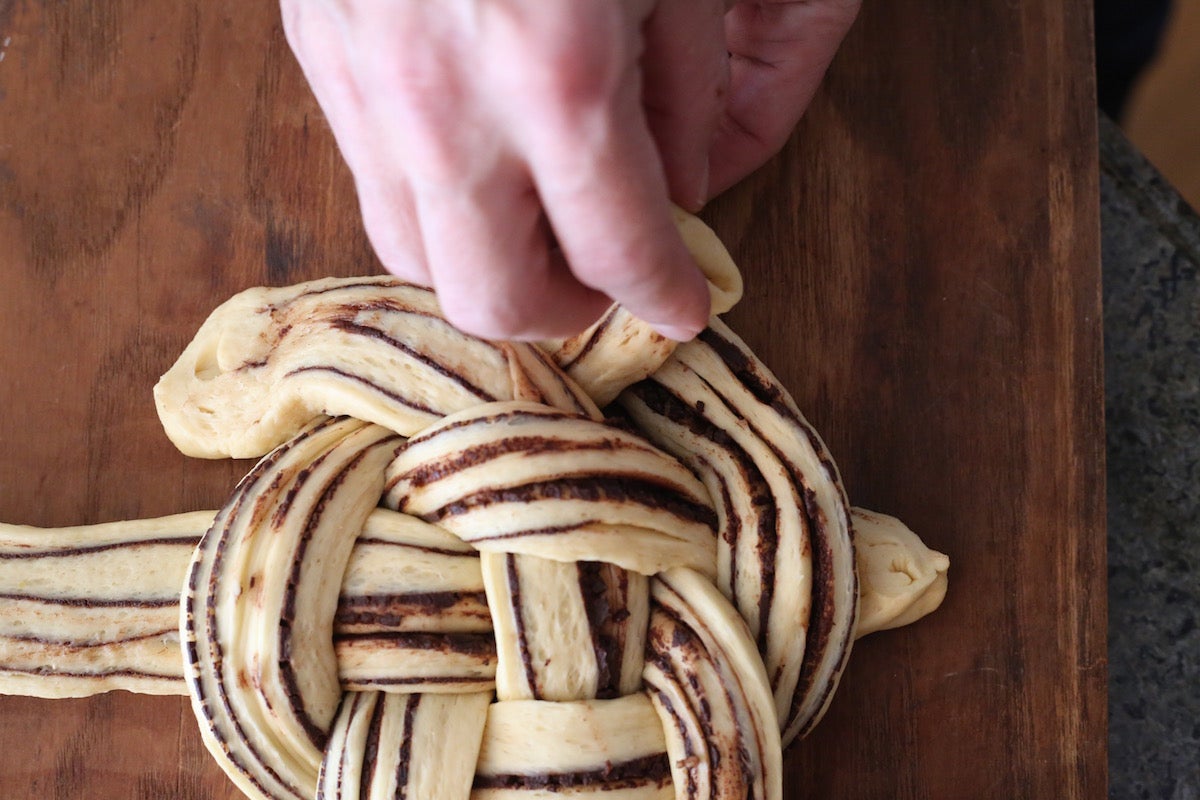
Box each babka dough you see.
[0,212,948,800]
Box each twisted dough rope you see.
[0,507,946,697]
[0,213,949,799]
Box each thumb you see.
[708,0,861,197]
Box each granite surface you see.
[1101,115,1200,800]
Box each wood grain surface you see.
[0,1,1106,798]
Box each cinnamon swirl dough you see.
[0,212,948,799]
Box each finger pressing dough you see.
[540,206,744,407]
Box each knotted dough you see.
[0,213,948,800]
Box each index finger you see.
[518,75,712,341]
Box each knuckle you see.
[541,49,616,107]
[520,16,625,109]
[571,231,672,294]
[573,254,645,295]
[359,54,467,182]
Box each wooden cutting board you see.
[0,1,1106,797]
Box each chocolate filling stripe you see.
[330,318,498,402]
[329,692,362,798]
[429,476,716,528]
[398,405,586,449]
[278,435,400,751]
[0,592,178,608]
[288,278,414,303]
[650,601,760,795]
[0,536,200,559]
[528,338,578,378]
[788,497,853,739]
[506,555,539,696]
[286,365,440,416]
[0,666,181,681]
[576,561,616,699]
[697,328,798,427]
[329,296,435,317]
[699,325,846,504]
[335,591,490,624]
[399,403,650,452]
[325,292,507,368]
[333,631,496,657]
[681,335,857,730]
[191,418,351,799]
[272,440,339,523]
[346,676,493,687]
[360,693,387,799]
[350,537,475,557]
[687,334,855,738]
[554,304,618,370]
[533,340,600,415]
[2,628,176,648]
[712,474,741,600]
[331,694,351,798]
[472,753,673,790]
[398,434,660,489]
[189,425,328,731]
[393,694,421,796]
[646,613,723,754]
[644,682,701,800]
[465,520,602,543]
[627,378,781,651]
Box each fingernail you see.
[653,323,703,342]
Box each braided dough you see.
[0,213,948,799]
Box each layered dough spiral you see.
[0,214,948,799]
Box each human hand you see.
[281,0,860,342]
